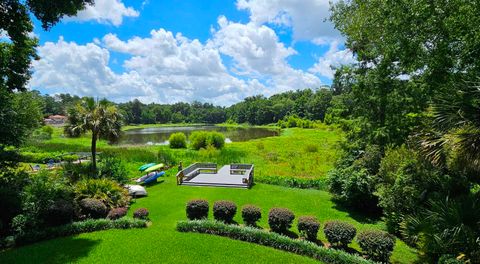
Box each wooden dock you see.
[178,163,254,188]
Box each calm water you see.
[118,126,279,145]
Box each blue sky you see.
[29,0,354,105]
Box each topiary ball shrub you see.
[133,208,149,220]
[107,207,128,220]
[213,200,237,223]
[44,199,75,227]
[268,207,295,234]
[186,199,209,220]
[357,230,395,263]
[79,198,108,219]
[323,220,356,248]
[297,216,320,242]
[169,132,187,149]
[241,205,261,227]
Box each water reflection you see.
[117,125,279,145]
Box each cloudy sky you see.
[29,0,354,105]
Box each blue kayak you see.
[143,171,165,184]
[138,163,156,172]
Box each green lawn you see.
[5,125,418,263]
[0,173,417,263]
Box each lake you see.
[118,125,280,145]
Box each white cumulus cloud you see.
[236,0,339,43]
[309,42,355,79]
[67,0,139,26]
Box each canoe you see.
[138,163,156,171]
[144,163,165,173]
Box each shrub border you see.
[256,176,328,190]
[5,218,148,248]
[176,220,373,264]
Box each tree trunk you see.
[91,130,97,176]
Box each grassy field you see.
[0,172,417,263]
[3,124,418,263]
[23,125,342,180]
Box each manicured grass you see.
[0,174,417,263]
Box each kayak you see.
[138,163,156,172]
[144,163,165,173]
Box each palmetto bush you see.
[74,178,130,209]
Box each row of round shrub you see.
[185,199,395,262]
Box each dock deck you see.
[179,163,254,188]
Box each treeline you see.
[39,88,333,125]
[325,1,480,263]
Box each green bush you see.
[43,199,75,227]
[21,171,74,228]
[169,132,187,149]
[133,208,149,220]
[13,218,148,248]
[305,144,318,153]
[241,205,261,227]
[268,207,295,234]
[98,153,129,184]
[20,151,61,163]
[74,178,130,209]
[438,255,464,264]
[79,198,108,219]
[186,199,209,220]
[107,207,128,220]
[189,131,225,150]
[357,230,395,263]
[62,154,79,163]
[298,216,320,242]
[189,131,208,150]
[61,162,91,183]
[213,200,237,223]
[206,132,225,149]
[323,220,357,248]
[176,220,373,264]
[256,176,328,190]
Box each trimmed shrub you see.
[323,220,356,248]
[79,198,108,219]
[357,230,395,263]
[268,208,295,233]
[241,205,261,227]
[169,132,187,149]
[176,220,373,264]
[298,216,320,242]
[186,199,209,220]
[133,208,149,220]
[213,200,237,223]
[107,207,128,220]
[13,218,148,248]
[44,199,75,227]
[62,154,79,163]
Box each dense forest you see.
[39,87,333,125]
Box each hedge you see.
[10,218,148,248]
[176,220,373,264]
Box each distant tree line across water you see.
[39,88,333,125]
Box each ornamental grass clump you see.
[298,216,320,242]
[357,230,395,263]
[213,200,237,223]
[241,205,261,227]
[186,199,209,220]
[268,207,295,234]
[323,220,356,248]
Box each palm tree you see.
[66,98,123,173]
[417,80,480,174]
